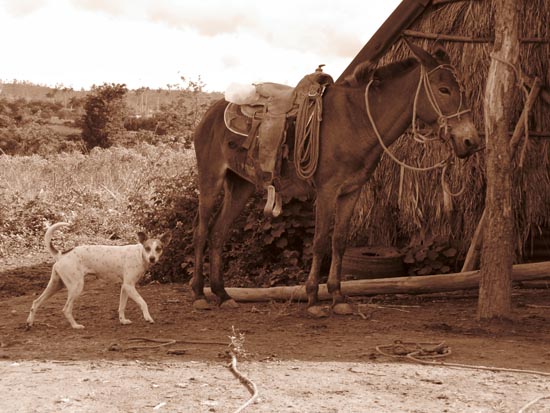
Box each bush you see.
[81,83,128,149]
[129,169,199,283]
[132,168,316,287]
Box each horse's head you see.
[408,42,481,159]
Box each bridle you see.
[413,63,471,143]
[365,61,471,172]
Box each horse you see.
[191,42,481,317]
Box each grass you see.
[0,143,196,261]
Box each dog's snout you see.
[149,257,156,264]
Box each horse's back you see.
[194,98,228,165]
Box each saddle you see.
[224,66,334,217]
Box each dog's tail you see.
[44,222,70,259]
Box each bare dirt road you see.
[1,261,549,412]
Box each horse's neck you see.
[367,65,421,147]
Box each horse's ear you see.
[403,38,438,68]
[432,42,451,65]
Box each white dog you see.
[27,222,171,329]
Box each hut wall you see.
[350,0,550,261]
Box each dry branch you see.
[204,262,550,302]
[461,209,486,272]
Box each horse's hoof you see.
[220,299,239,309]
[333,303,354,315]
[193,299,212,310]
[307,306,330,318]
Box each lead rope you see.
[365,63,470,196]
[365,76,449,172]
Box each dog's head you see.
[137,231,172,265]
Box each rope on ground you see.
[124,337,177,350]
[376,340,550,377]
[109,337,229,351]
[518,395,550,413]
[228,350,259,413]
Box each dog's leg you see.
[62,277,85,329]
[118,284,132,325]
[121,283,154,324]
[26,268,64,327]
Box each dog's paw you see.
[119,318,133,325]
[145,318,155,324]
[72,324,85,329]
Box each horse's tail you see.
[44,222,70,259]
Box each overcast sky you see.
[0,0,401,92]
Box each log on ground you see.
[204,262,550,303]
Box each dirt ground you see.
[1,258,549,412]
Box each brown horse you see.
[191,42,481,317]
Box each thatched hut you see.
[348,0,550,262]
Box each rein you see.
[365,63,470,173]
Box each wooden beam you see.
[509,77,542,153]
[461,209,486,272]
[205,262,550,303]
[432,0,481,5]
[478,131,550,139]
[403,29,550,44]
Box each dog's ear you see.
[137,232,148,244]
[160,232,172,246]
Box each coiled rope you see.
[294,86,326,180]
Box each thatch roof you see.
[350,0,550,259]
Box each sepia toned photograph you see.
[1,0,549,412]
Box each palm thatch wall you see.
[350,0,550,259]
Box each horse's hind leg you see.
[209,173,255,308]
[192,172,224,310]
[328,190,361,315]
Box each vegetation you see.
[0,78,316,286]
[81,83,129,149]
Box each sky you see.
[0,0,401,92]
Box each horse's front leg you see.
[209,177,255,308]
[305,192,336,317]
[328,190,361,315]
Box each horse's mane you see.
[343,58,418,87]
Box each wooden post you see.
[478,0,519,320]
[462,78,542,273]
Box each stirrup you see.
[263,185,282,218]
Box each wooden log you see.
[205,261,550,303]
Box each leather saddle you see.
[224,67,334,217]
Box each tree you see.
[81,83,128,149]
[478,0,519,319]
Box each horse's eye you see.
[439,87,451,95]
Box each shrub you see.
[132,168,316,287]
[81,83,128,149]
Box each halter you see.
[365,62,471,172]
